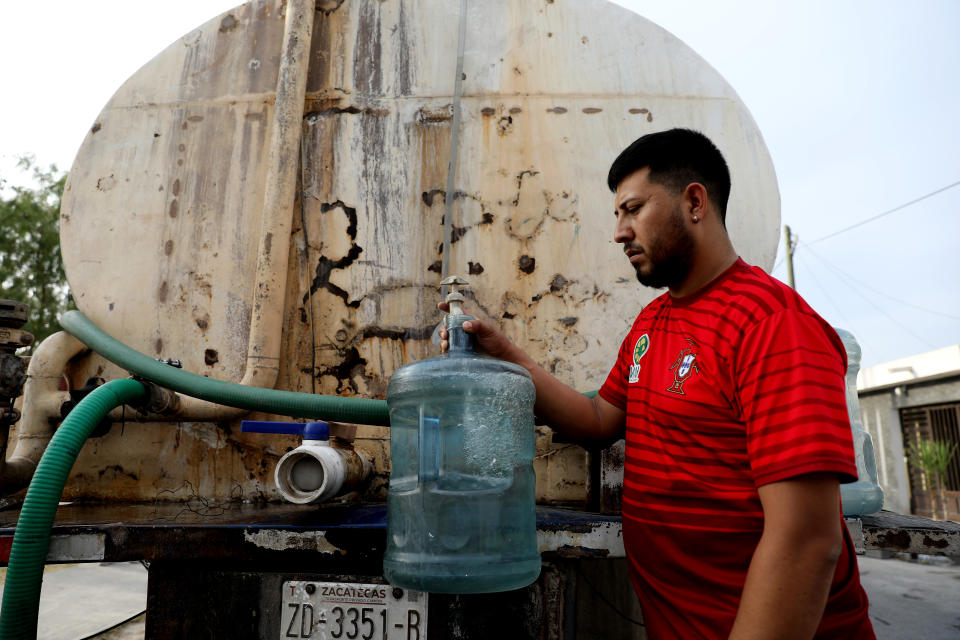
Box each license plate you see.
[281,580,428,639]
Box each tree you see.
[0,156,72,349]
[907,438,958,521]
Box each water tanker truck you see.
[0,1,784,637]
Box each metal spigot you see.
[440,275,468,316]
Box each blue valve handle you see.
[241,420,329,440]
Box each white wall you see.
[858,345,960,391]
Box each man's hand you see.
[728,473,844,639]
[437,301,518,360]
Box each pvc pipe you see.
[0,378,147,640]
[60,310,390,426]
[170,0,315,420]
[275,441,371,504]
[241,0,314,387]
[0,332,87,494]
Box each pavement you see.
[0,562,146,640]
[0,554,957,639]
[859,554,960,639]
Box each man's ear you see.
[684,182,709,219]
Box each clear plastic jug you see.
[383,279,540,593]
[835,328,884,515]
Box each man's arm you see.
[728,473,844,640]
[439,307,625,445]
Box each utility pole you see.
[783,224,797,290]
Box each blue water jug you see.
[835,328,884,515]
[383,277,540,593]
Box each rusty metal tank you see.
[48,0,779,504]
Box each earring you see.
[692,215,699,222]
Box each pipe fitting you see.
[261,420,369,504]
[1,331,88,495]
[275,440,371,504]
[135,380,182,416]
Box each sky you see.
[1,0,958,370]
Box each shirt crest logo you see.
[666,338,701,395]
[628,333,649,384]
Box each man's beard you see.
[632,207,695,289]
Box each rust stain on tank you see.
[219,14,238,33]
[164,240,174,255]
[513,170,540,205]
[416,105,453,123]
[421,189,445,206]
[305,104,390,118]
[303,202,363,308]
[629,108,654,122]
[158,281,169,302]
[550,274,570,292]
[96,175,116,192]
[171,179,181,196]
[316,0,345,15]
[168,199,179,218]
[353,1,384,95]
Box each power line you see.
[800,246,939,350]
[794,251,869,353]
[799,244,960,321]
[806,178,960,245]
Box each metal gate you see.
[900,403,960,520]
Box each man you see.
[441,129,875,638]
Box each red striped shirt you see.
[600,258,873,639]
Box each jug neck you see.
[446,314,476,354]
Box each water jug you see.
[383,277,541,593]
[835,328,884,515]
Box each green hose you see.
[59,311,598,421]
[59,310,390,426]
[0,379,147,640]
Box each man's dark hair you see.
[607,128,731,224]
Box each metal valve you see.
[440,275,468,316]
[241,420,370,504]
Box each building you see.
[858,345,960,520]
